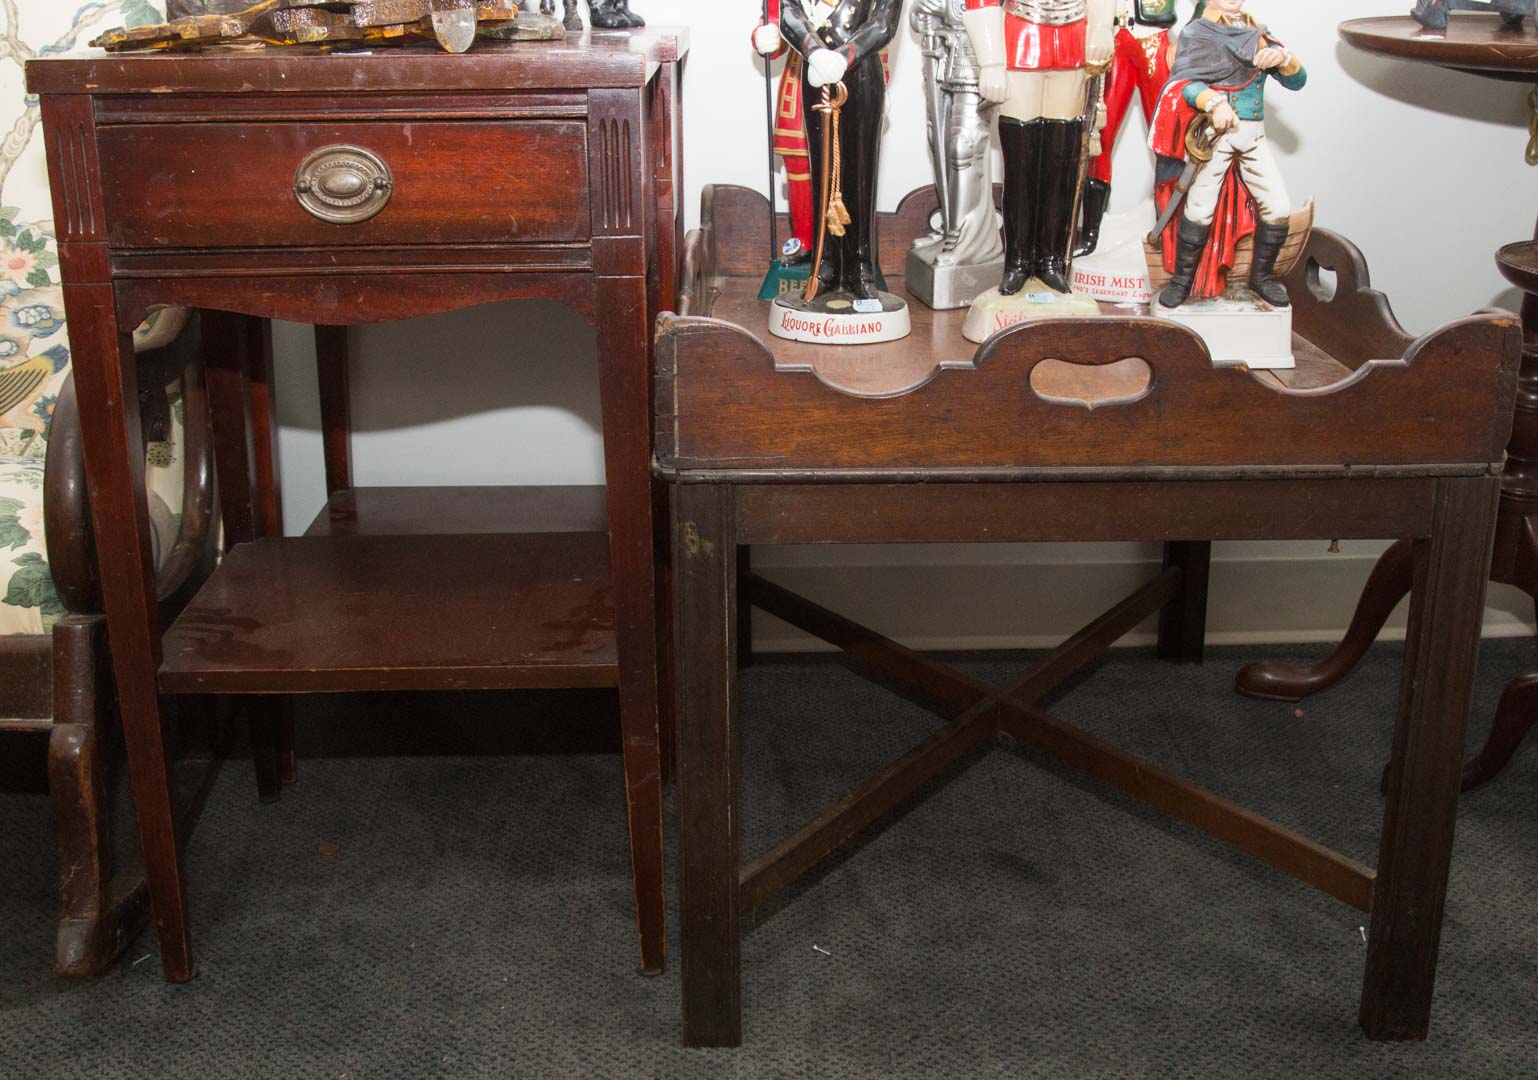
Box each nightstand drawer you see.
[96,119,590,248]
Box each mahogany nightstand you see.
[26,28,686,981]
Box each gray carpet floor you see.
[1,641,1536,1078]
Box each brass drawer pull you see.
[293,145,393,224]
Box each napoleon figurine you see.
[767,0,911,345]
[1150,0,1306,309]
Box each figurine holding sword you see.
[1147,0,1307,309]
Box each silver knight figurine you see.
[907,0,1006,310]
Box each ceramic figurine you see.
[1075,0,1176,257]
[1412,0,1536,32]
[590,0,643,30]
[907,0,1006,310]
[769,1,911,346]
[959,0,1115,343]
[1146,0,1308,369]
[536,0,585,32]
[754,2,817,300]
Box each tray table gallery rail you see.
[655,185,1521,1047]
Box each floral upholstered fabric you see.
[0,1,186,636]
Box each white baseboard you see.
[746,546,1536,654]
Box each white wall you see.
[261,1,1538,650]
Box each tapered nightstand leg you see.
[63,283,193,982]
[596,270,667,975]
[589,86,669,972]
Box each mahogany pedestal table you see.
[25,29,686,981]
[657,185,1519,1046]
[1237,15,1538,789]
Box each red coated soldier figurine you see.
[961,0,1114,298]
[754,3,816,265]
[1076,0,1176,256]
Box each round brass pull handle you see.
[293,145,393,225]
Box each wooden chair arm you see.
[42,377,98,614]
[45,312,218,619]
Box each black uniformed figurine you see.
[780,0,902,301]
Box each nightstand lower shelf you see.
[158,530,617,695]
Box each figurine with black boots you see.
[1075,0,1176,258]
[590,0,643,30]
[769,0,911,346]
[960,0,1115,344]
[1147,0,1307,369]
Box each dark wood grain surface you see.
[25,30,689,96]
[30,31,685,980]
[98,120,590,249]
[661,181,1521,1048]
[1340,15,1538,77]
[658,309,1515,476]
[1236,15,1538,798]
[660,186,1519,478]
[304,485,608,537]
[710,274,1352,400]
[160,533,618,694]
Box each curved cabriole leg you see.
[1462,510,1538,788]
[1235,539,1414,701]
[1463,671,1538,790]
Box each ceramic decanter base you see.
[1154,293,1296,370]
[770,289,912,345]
[962,280,1100,343]
[907,244,1007,311]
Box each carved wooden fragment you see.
[94,0,531,53]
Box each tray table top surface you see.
[711,276,1349,400]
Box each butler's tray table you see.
[657,185,1520,1046]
